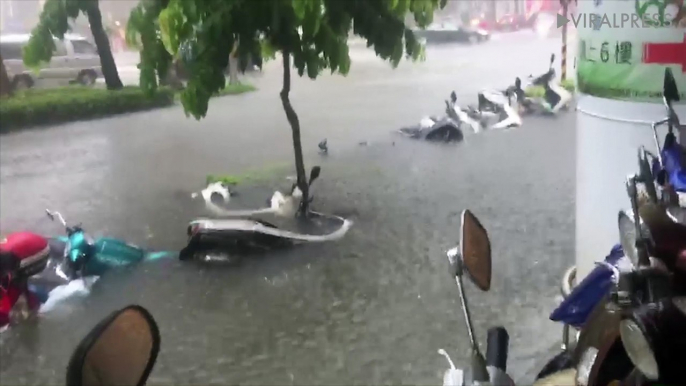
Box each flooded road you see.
[0,32,575,384]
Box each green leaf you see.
[159,6,185,55]
[338,41,350,75]
[390,38,403,67]
[293,0,307,21]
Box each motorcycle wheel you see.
[536,351,574,380]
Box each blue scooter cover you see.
[549,244,624,328]
[662,145,686,192]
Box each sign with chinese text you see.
[576,0,686,102]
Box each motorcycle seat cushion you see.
[0,232,50,278]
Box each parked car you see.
[0,33,102,90]
[412,22,490,44]
[496,14,531,31]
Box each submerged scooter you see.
[180,166,352,262]
[30,210,172,288]
[398,115,466,142]
[518,54,572,115]
[458,85,523,131]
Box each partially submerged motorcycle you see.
[398,115,466,142]
[29,210,172,290]
[454,86,523,131]
[180,166,352,262]
[517,54,572,116]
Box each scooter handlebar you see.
[485,326,509,372]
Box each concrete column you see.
[576,98,686,279]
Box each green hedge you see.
[525,79,576,98]
[0,86,175,133]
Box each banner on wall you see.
[574,0,686,102]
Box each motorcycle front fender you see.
[549,245,624,328]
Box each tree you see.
[130,0,446,216]
[0,53,12,97]
[23,0,123,90]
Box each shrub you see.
[525,79,576,98]
[0,86,175,133]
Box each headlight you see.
[618,211,639,265]
[619,319,659,380]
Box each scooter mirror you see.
[46,209,55,221]
[515,77,522,89]
[450,91,457,103]
[66,305,160,386]
[663,67,680,103]
[309,166,321,186]
[460,210,492,291]
[550,53,555,65]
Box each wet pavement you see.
[1,32,575,384]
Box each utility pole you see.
[560,0,569,81]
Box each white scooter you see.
[519,54,572,115]
[454,86,523,131]
[180,166,353,262]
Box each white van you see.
[0,33,102,89]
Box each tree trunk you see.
[228,41,239,85]
[85,2,123,90]
[228,55,239,85]
[280,51,309,216]
[0,53,12,97]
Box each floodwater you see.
[0,32,575,384]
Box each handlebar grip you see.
[486,326,509,372]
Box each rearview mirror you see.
[46,209,54,221]
[450,91,457,103]
[664,68,680,103]
[460,210,492,291]
[308,166,321,186]
[66,305,160,386]
[550,53,555,65]
[515,77,522,89]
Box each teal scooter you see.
[30,210,172,289]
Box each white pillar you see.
[574,0,686,280]
[576,98,686,279]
